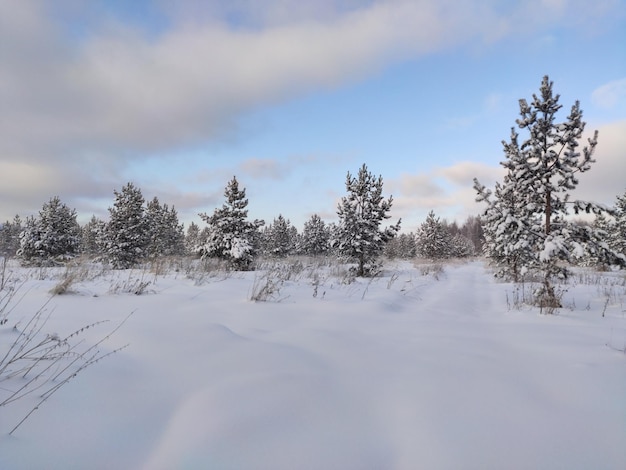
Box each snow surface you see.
[1,260,625,469]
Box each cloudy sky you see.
[1,0,625,232]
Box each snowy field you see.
[1,258,625,469]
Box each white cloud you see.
[1,0,623,227]
[0,0,524,164]
[239,159,287,180]
[386,161,506,230]
[591,78,626,109]
[570,120,626,206]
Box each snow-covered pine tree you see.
[145,197,185,258]
[459,215,484,254]
[163,205,185,256]
[17,196,81,265]
[475,76,625,308]
[198,176,264,270]
[104,182,148,269]
[17,216,38,262]
[383,232,416,259]
[415,210,452,259]
[333,164,400,276]
[450,234,475,258]
[82,215,106,257]
[300,214,329,256]
[474,128,538,281]
[611,189,626,257]
[145,197,165,259]
[0,215,22,257]
[185,222,201,256]
[262,214,296,257]
[398,232,417,258]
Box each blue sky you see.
[1,0,625,232]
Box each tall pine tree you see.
[333,164,400,276]
[145,197,185,258]
[104,182,148,269]
[475,76,625,308]
[82,215,106,257]
[199,176,264,270]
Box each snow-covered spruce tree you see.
[0,215,22,257]
[415,210,452,259]
[17,197,81,266]
[300,214,330,256]
[103,182,148,269]
[198,176,264,270]
[333,164,400,276]
[145,197,185,258]
[475,76,625,308]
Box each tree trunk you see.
[358,253,365,277]
[545,187,551,235]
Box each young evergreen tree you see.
[475,76,625,307]
[450,234,475,258]
[474,129,536,282]
[333,164,400,276]
[611,189,626,257]
[185,221,201,256]
[0,215,22,257]
[165,206,185,256]
[383,232,416,259]
[145,197,185,258]
[104,182,148,269]
[198,176,264,270]
[459,215,484,254]
[82,215,106,257]
[262,214,296,257]
[415,210,452,259]
[300,214,329,256]
[399,232,417,258]
[17,196,81,265]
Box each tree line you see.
[0,168,483,273]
